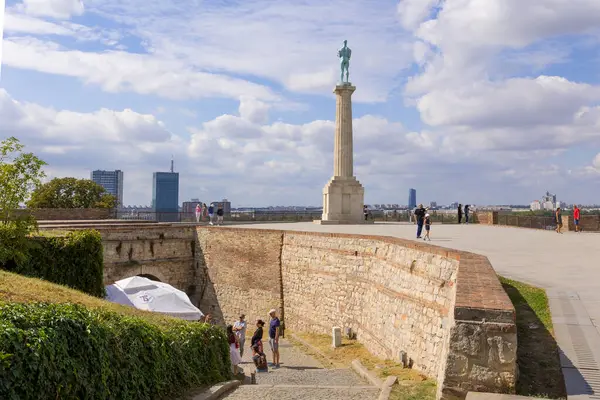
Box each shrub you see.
[0,302,231,400]
[0,229,104,297]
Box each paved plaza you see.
[236,222,600,399]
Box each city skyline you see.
[2,1,600,206]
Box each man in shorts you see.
[574,204,581,232]
[268,309,280,368]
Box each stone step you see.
[219,385,379,400]
[245,367,369,387]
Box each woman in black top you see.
[251,320,265,350]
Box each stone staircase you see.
[219,340,379,400]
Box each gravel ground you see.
[220,386,379,400]
[220,339,378,399]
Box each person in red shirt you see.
[574,205,581,232]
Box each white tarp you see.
[105,276,204,321]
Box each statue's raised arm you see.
[337,40,351,84]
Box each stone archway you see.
[138,273,162,282]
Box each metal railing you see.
[495,214,557,230]
[114,210,480,224]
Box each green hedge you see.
[0,302,231,400]
[0,229,104,297]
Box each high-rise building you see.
[408,188,417,210]
[91,170,124,207]
[152,162,179,222]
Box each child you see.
[227,325,242,375]
[424,213,431,241]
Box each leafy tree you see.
[0,137,47,226]
[0,137,47,266]
[28,177,117,209]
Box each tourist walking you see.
[208,204,215,225]
[227,325,242,375]
[464,204,470,224]
[195,204,202,223]
[233,314,247,358]
[415,204,426,239]
[555,207,563,234]
[216,205,224,225]
[363,205,368,221]
[457,204,463,224]
[424,213,431,241]
[574,205,581,232]
[268,309,281,369]
[201,203,208,221]
[251,320,268,372]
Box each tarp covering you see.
[105,276,204,321]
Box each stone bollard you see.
[332,326,342,348]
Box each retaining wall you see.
[195,227,517,399]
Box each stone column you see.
[315,84,368,225]
[333,85,355,178]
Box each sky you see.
[1,0,600,207]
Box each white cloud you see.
[593,153,600,170]
[81,0,414,103]
[0,88,178,165]
[2,36,279,101]
[397,0,441,30]
[3,87,600,206]
[239,96,270,125]
[418,76,600,127]
[21,0,84,19]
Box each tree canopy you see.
[28,177,117,209]
[0,137,47,226]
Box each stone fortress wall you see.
[195,227,517,400]
[44,223,517,399]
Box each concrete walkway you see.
[235,222,600,400]
[220,338,378,400]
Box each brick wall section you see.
[196,227,284,327]
[281,232,458,377]
[475,212,497,225]
[14,208,114,220]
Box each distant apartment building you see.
[91,170,124,207]
[530,200,541,211]
[211,199,231,215]
[430,201,437,209]
[152,171,179,222]
[408,189,417,210]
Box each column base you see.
[313,219,374,225]
[318,176,365,224]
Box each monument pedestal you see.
[315,176,370,225]
[315,83,370,225]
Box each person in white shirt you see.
[233,314,247,358]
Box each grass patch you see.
[499,276,566,399]
[289,332,436,400]
[0,270,177,326]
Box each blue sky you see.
[1,0,600,207]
